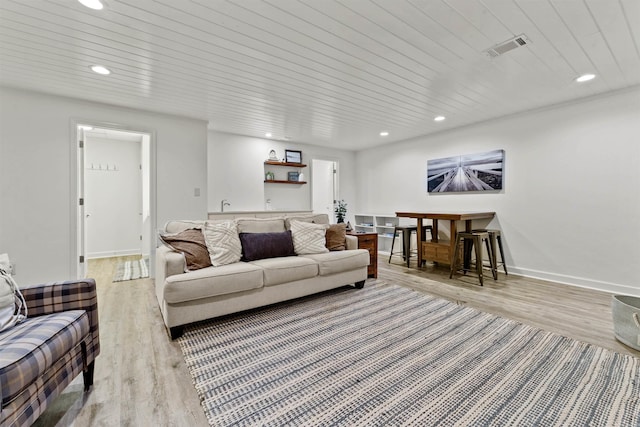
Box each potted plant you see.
[334,199,347,223]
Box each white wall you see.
[0,87,208,285]
[208,131,358,221]
[85,136,141,258]
[356,88,640,297]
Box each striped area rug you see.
[178,281,640,427]
[112,258,149,282]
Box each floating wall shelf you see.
[264,161,307,167]
[264,180,307,185]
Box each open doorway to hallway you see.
[75,124,154,279]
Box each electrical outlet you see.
[194,187,201,197]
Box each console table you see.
[347,231,378,278]
[395,212,495,267]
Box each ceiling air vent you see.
[484,34,529,57]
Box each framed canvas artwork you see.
[427,149,504,193]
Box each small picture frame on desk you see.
[287,171,299,181]
[285,149,302,164]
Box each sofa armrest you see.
[20,279,100,361]
[155,245,186,283]
[346,234,358,250]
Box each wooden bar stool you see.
[449,231,496,286]
[388,225,433,267]
[472,229,507,276]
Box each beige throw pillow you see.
[290,220,329,255]
[203,220,242,266]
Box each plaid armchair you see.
[0,279,100,427]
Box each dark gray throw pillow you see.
[239,231,296,261]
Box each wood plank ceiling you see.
[1,0,639,150]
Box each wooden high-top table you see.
[395,212,495,267]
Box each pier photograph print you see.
[427,149,504,193]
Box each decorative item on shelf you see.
[285,149,302,164]
[287,171,299,182]
[268,149,279,161]
[345,221,353,232]
[265,171,275,181]
[334,199,347,223]
[298,170,305,182]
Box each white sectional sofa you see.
[155,214,369,339]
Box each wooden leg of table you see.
[430,219,439,266]
[450,220,459,267]
[416,218,423,267]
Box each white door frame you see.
[69,119,157,278]
[311,158,339,221]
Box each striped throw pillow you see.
[203,221,242,266]
[290,220,329,255]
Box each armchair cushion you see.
[0,310,89,406]
[0,279,99,427]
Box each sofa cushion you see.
[239,231,296,261]
[236,217,286,233]
[203,221,242,267]
[325,223,347,251]
[164,220,205,233]
[290,220,329,255]
[0,310,89,406]
[164,263,264,303]
[249,256,318,286]
[159,228,212,271]
[300,249,370,276]
[284,214,330,230]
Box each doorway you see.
[74,123,155,279]
[311,159,338,221]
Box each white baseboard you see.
[87,249,142,259]
[507,266,640,297]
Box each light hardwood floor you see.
[33,255,638,426]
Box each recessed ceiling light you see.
[379,131,389,136]
[265,133,272,138]
[434,116,446,122]
[78,0,104,10]
[576,73,596,83]
[90,65,111,75]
